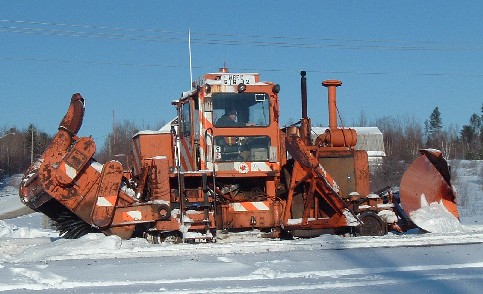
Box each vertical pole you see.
[31,128,34,164]
[301,71,307,119]
[7,146,10,173]
[189,29,193,88]
[300,71,311,145]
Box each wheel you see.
[144,231,182,244]
[356,211,387,236]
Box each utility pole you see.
[7,145,10,173]
[0,132,16,173]
[31,128,34,164]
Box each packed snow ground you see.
[0,160,482,293]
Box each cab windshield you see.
[215,136,270,162]
[213,93,270,127]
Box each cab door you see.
[178,98,199,171]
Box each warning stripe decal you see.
[228,201,271,212]
[63,163,78,179]
[179,138,194,171]
[124,211,142,221]
[96,195,117,207]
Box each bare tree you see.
[96,119,140,167]
[352,109,369,127]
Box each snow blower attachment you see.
[19,70,460,242]
[399,149,460,233]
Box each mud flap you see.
[91,161,123,228]
[400,149,459,232]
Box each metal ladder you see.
[179,172,215,243]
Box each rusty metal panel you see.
[353,150,370,196]
[151,157,171,202]
[317,150,370,198]
[318,156,356,198]
[132,133,174,176]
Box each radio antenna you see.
[188,29,193,88]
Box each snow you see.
[409,200,463,234]
[0,160,482,293]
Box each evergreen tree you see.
[425,107,443,147]
[428,107,442,135]
[460,125,476,159]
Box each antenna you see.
[188,29,193,87]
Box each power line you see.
[1,19,483,52]
[2,18,481,47]
[1,18,483,77]
[2,56,483,78]
[0,56,193,69]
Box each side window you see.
[181,102,191,136]
[249,94,269,126]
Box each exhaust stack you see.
[301,71,308,119]
[318,80,357,148]
[299,71,311,145]
[322,80,342,130]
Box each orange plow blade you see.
[400,149,460,232]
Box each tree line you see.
[366,104,482,190]
[1,105,482,188]
[0,125,52,178]
[0,119,162,179]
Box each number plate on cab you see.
[221,74,255,85]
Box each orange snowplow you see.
[19,69,459,241]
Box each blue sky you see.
[1,1,482,145]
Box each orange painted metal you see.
[400,149,459,219]
[319,80,358,149]
[132,132,174,176]
[91,161,123,228]
[149,157,171,202]
[322,80,342,130]
[55,137,96,186]
[316,128,357,148]
[218,201,282,229]
[283,134,351,229]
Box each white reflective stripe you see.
[90,161,103,172]
[64,164,77,179]
[229,203,247,212]
[132,140,141,175]
[250,162,272,171]
[252,202,270,211]
[127,211,142,221]
[96,196,114,207]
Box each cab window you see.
[214,136,270,162]
[213,93,270,127]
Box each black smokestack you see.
[301,71,307,119]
